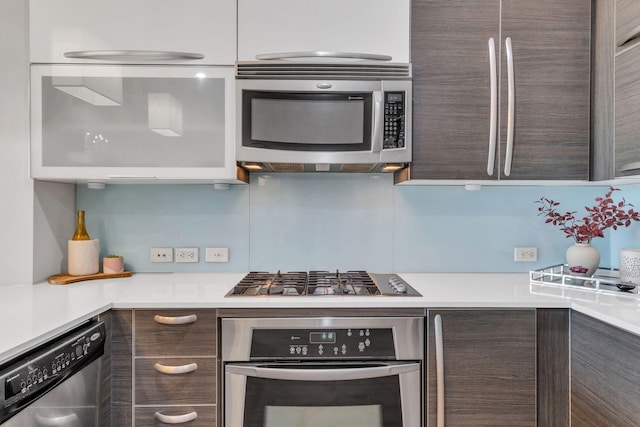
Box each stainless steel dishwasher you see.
[0,320,105,426]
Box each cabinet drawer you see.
[616,0,640,50]
[135,357,216,405]
[135,309,217,357]
[135,405,216,427]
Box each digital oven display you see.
[309,332,336,344]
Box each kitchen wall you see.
[77,175,640,273]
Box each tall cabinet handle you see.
[487,38,498,176]
[434,314,445,427]
[64,50,204,61]
[504,37,515,177]
[153,314,198,325]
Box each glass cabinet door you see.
[30,65,242,184]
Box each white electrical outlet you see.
[175,247,199,263]
[514,247,538,262]
[205,247,229,263]
[150,247,173,263]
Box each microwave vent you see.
[340,164,377,173]
[268,163,306,172]
[236,62,411,80]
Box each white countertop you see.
[1,272,639,364]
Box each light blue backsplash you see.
[77,175,640,273]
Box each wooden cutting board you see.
[48,271,133,285]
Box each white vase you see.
[566,242,600,277]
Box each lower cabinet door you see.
[135,405,216,427]
[571,311,640,426]
[427,309,536,426]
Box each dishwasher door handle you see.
[226,362,420,381]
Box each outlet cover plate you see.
[175,247,199,263]
[205,247,229,263]
[514,247,538,262]
[150,248,173,263]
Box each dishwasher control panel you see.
[0,321,105,420]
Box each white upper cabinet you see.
[31,65,243,185]
[29,0,236,65]
[237,0,410,62]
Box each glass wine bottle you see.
[72,210,90,241]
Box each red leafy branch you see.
[536,186,640,243]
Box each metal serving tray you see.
[530,264,639,297]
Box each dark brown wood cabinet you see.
[403,0,591,181]
[426,309,537,426]
[571,310,640,426]
[107,309,218,426]
[133,309,218,426]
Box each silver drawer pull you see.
[154,411,198,424]
[153,314,198,325]
[154,362,198,375]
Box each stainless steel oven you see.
[221,317,423,427]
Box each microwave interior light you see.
[382,163,403,172]
[242,163,264,171]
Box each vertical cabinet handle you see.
[154,411,198,424]
[504,37,515,177]
[434,314,445,427]
[487,38,498,176]
[153,314,198,325]
[154,362,199,375]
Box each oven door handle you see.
[225,363,419,381]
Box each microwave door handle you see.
[225,363,419,381]
[372,91,384,153]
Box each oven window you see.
[242,91,373,151]
[242,376,402,427]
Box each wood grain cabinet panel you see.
[134,309,217,357]
[426,309,537,426]
[135,357,216,405]
[571,311,640,426]
[135,406,216,427]
[615,46,640,176]
[407,0,590,181]
[133,309,218,426]
[109,310,133,427]
[615,0,640,50]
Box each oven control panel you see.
[251,328,396,359]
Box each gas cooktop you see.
[226,270,421,297]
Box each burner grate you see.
[230,271,308,296]
[307,270,380,295]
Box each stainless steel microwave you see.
[235,61,412,173]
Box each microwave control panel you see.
[383,92,405,150]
